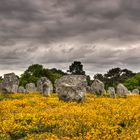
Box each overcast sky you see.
[0,0,140,77]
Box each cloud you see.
[0,0,140,76]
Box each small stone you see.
[116,84,129,96]
[0,83,2,93]
[37,77,53,96]
[108,87,116,98]
[25,83,36,93]
[18,86,26,93]
[132,89,139,94]
[91,79,105,95]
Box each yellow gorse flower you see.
[0,93,140,140]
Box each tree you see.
[19,64,66,87]
[68,61,85,75]
[93,67,135,89]
[19,64,45,87]
[43,68,66,85]
[94,73,104,82]
[104,67,122,88]
[25,64,44,77]
[120,69,136,82]
[104,68,135,89]
[124,73,140,91]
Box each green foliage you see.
[68,61,85,75]
[42,68,66,85]
[94,73,104,82]
[19,64,137,92]
[19,64,66,87]
[19,64,44,87]
[0,76,3,83]
[124,73,140,91]
[94,68,135,89]
[104,67,122,88]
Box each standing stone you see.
[108,87,116,98]
[25,83,36,93]
[55,75,87,102]
[86,86,92,93]
[18,86,26,93]
[2,73,19,93]
[11,85,19,93]
[116,84,129,96]
[132,89,139,94]
[91,79,105,95]
[0,83,2,93]
[37,77,53,96]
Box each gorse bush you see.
[0,93,140,140]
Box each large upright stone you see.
[117,84,129,96]
[2,73,19,93]
[132,89,139,94]
[37,77,53,96]
[26,83,36,93]
[91,79,105,95]
[55,75,87,102]
[108,87,116,98]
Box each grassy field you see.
[0,93,140,140]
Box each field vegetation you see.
[0,93,140,140]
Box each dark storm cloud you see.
[0,0,140,75]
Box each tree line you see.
[0,61,140,91]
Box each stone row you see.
[0,73,139,102]
[0,73,53,96]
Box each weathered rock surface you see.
[108,87,116,98]
[11,85,19,93]
[2,73,19,93]
[116,84,129,96]
[0,83,2,93]
[86,86,92,93]
[91,79,105,95]
[37,77,53,96]
[132,89,139,94]
[25,83,36,93]
[55,75,87,102]
[18,86,26,93]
